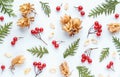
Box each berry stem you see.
[34,34,47,45]
[35,70,42,77]
[87,25,94,38]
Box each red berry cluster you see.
[76,5,85,16]
[33,61,46,77]
[106,61,114,71]
[52,40,64,49]
[94,21,102,36]
[81,53,92,64]
[87,21,102,37]
[81,48,98,64]
[1,65,5,72]
[31,27,47,45]
[114,13,119,19]
[0,16,4,21]
[31,27,44,35]
[11,37,22,46]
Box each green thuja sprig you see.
[112,37,120,54]
[0,22,12,44]
[27,46,49,58]
[0,0,16,17]
[63,38,80,58]
[99,48,109,62]
[77,66,94,77]
[40,1,51,17]
[89,0,120,18]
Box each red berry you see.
[109,61,114,66]
[31,30,36,34]
[37,65,43,70]
[88,58,92,64]
[11,41,16,45]
[56,6,61,11]
[54,44,59,48]
[52,40,57,45]
[115,13,119,19]
[98,29,102,33]
[39,27,44,32]
[96,32,101,36]
[78,6,83,11]
[33,62,37,66]
[98,24,102,29]
[106,64,111,69]
[94,25,99,30]
[86,56,89,60]
[42,63,46,68]
[0,16,4,21]
[35,27,40,31]
[37,62,41,65]
[81,58,86,63]
[13,37,18,41]
[94,21,99,26]
[81,54,86,58]
[1,65,5,70]
[80,11,85,16]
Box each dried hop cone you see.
[60,62,70,77]
[10,55,25,72]
[17,17,34,28]
[108,23,120,33]
[19,3,34,16]
[61,14,82,36]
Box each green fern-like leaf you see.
[0,0,16,17]
[40,1,51,17]
[99,48,109,62]
[27,46,49,58]
[77,66,94,77]
[0,22,12,44]
[63,38,80,58]
[112,37,120,54]
[89,0,120,18]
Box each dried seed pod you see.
[61,15,82,36]
[10,55,25,73]
[108,23,120,33]
[17,17,34,28]
[19,3,35,16]
[64,3,69,11]
[24,68,31,74]
[60,62,70,77]
[4,52,12,58]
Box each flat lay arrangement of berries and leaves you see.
[0,0,120,77]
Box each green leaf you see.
[99,48,109,62]
[112,37,120,54]
[0,22,12,44]
[77,66,94,77]
[27,46,49,58]
[40,1,51,17]
[0,0,16,17]
[88,0,120,18]
[63,38,80,58]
